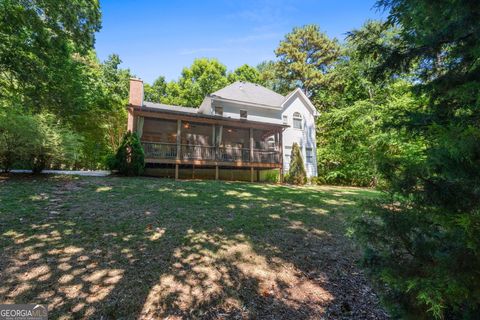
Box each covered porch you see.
[129,107,284,181]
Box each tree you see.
[144,76,168,103]
[178,58,228,107]
[256,60,292,94]
[0,0,101,110]
[227,64,260,83]
[275,24,340,97]
[350,1,480,318]
[315,21,420,186]
[0,111,82,172]
[286,143,307,185]
[0,111,38,172]
[110,131,145,176]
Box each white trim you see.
[282,88,318,116]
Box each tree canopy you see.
[275,24,340,97]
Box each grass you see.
[0,175,387,319]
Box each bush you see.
[286,143,307,185]
[29,114,83,173]
[0,112,38,172]
[110,131,144,176]
[0,112,82,172]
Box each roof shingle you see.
[210,81,285,107]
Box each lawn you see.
[0,175,388,319]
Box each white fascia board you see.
[282,88,319,116]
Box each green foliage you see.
[0,0,129,170]
[144,76,168,103]
[0,111,82,172]
[286,143,307,185]
[275,24,340,96]
[0,0,101,110]
[315,21,421,187]
[178,58,229,107]
[349,0,480,318]
[111,131,145,176]
[227,64,261,84]
[0,111,38,172]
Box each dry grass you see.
[0,174,388,319]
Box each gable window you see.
[293,112,303,129]
[240,109,247,119]
[282,115,288,125]
[215,106,223,116]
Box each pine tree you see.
[275,24,340,97]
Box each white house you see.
[198,82,318,177]
[127,79,318,181]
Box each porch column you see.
[250,128,254,182]
[279,129,284,183]
[176,120,181,160]
[176,120,181,180]
[249,128,254,161]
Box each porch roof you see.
[144,101,199,114]
[130,103,288,130]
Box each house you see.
[127,78,318,181]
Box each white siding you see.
[199,94,318,178]
[281,96,317,178]
[207,101,283,124]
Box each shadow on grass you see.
[0,175,387,319]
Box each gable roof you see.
[282,88,319,116]
[143,82,318,118]
[210,81,285,108]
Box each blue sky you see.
[95,0,386,84]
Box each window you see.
[240,109,247,119]
[282,115,288,125]
[293,112,302,129]
[214,106,223,116]
[306,147,313,163]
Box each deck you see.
[143,142,281,168]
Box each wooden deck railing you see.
[142,142,280,164]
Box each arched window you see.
[293,112,302,129]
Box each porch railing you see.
[142,142,280,164]
[142,142,177,159]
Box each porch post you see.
[176,120,181,160]
[176,119,181,180]
[215,165,219,180]
[279,129,284,183]
[249,128,254,161]
[212,124,216,145]
[217,125,223,161]
[250,128,254,182]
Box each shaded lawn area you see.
[0,175,388,319]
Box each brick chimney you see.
[129,78,144,107]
